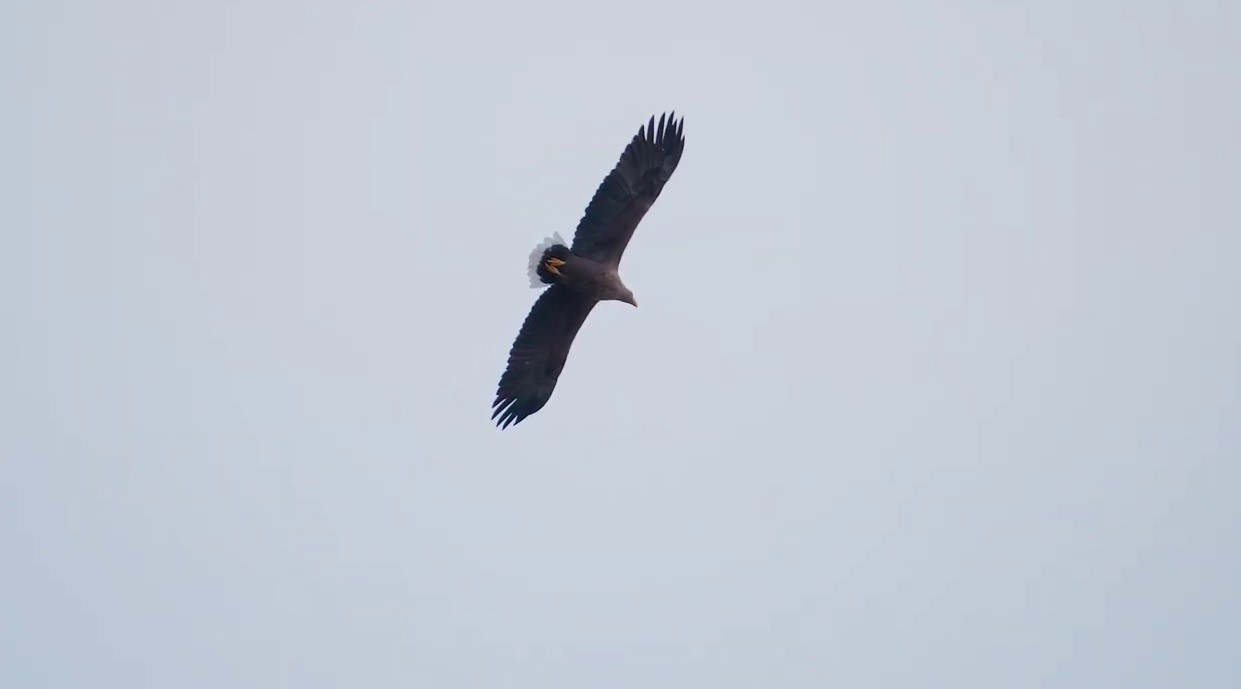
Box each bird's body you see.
[537,250,633,305]
[492,113,686,429]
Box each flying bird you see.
[491,112,686,429]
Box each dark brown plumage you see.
[492,113,686,429]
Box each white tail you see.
[527,232,567,287]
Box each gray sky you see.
[2,1,1239,687]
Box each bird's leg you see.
[545,257,566,275]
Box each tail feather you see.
[527,232,568,287]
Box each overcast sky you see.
[2,1,1238,687]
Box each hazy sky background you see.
[2,1,1238,687]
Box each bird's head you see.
[603,271,637,307]
[607,287,637,307]
[614,283,637,308]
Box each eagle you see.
[491,112,686,429]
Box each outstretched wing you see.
[492,285,597,429]
[570,112,685,268]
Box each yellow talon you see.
[545,257,565,275]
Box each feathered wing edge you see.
[568,112,686,266]
[527,232,567,287]
[492,285,596,429]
